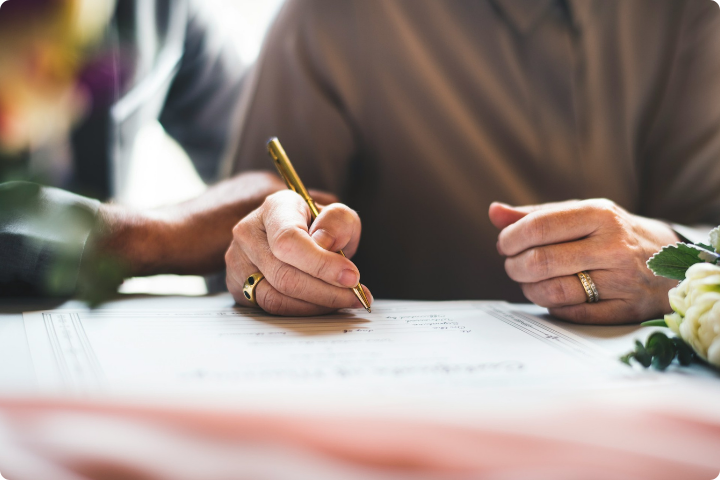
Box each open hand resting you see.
[489,199,680,324]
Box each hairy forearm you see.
[91,171,284,276]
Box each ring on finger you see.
[243,272,266,305]
[576,271,599,303]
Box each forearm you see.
[91,171,284,276]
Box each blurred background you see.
[118,0,285,296]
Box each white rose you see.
[664,262,720,367]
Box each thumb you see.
[489,199,582,230]
[488,202,540,229]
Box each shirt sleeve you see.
[158,0,247,184]
[226,0,362,196]
[0,182,100,297]
[640,1,720,228]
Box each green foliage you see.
[1,169,124,307]
[695,243,716,252]
[76,254,128,308]
[673,337,695,366]
[646,243,717,280]
[641,319,668,328]
[620,331,696,371]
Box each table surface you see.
[3,294,719,480]
[2,293,717,394]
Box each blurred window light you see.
[205,0,286,65]
[119,2,286,296]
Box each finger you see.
[227,244,370,314]
[549,299,645,325]
[226,236,371,314]
[504,238,613,283]
[309,190,339,206]
[228,200,370,309]
[254,279,338,316]
[497,202,608,256]
[488,202,533,229]
[488,200,580,230]
[225,242,264,308]
[249,238,371,309]
[308,203,362,257]
[263,192,361,288]
[520,270,618,308]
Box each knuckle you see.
[528,248,550,278]
[232,221,249,242]
[546,280,570,306]
[322,204,359,233]
[528,215,546,243]
[266,190,292,205]
[590,199,623,224]
[313,254,332,278]
[520,283,539,304]
[326,289,347,309]
[272,226,301,260]
[260,289,286,315]
[588,198,616,211]
[273,263,305,296]
[504,257,521,281]
[224,245,234,267]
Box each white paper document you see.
[23,300,630,398]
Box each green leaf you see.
[646,243,709,280]
[646,332,675,370]
[619,352,634,366]
[634,340,652,368]
[672,337,695,366]
[641,319,668,327]
[695,243,716,253]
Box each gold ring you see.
[577,271,599,303]
[242,272,265,305]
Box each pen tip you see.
[366,307,372,313]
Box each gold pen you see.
[267,137,372,313]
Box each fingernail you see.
[312,229,335,250]
[338,269,359,287]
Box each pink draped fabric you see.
[0,398,718,480]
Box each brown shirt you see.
[228,0,720,302]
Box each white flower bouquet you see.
[622,227,720,370]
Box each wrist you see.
[90,204,177,277]
[635,215,681,247]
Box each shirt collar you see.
[492,0,592,35]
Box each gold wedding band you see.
[577,271,599,303]
[243,272,265,305]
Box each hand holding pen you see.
[225,139,373,316]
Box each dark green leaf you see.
[672,337,695,366]
[646,243,709,280]
[634,340,652,368]
[646,332,675,370]
[641,319,668,328]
